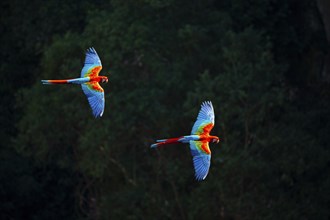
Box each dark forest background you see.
[1,0,330,219]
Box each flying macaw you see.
[41,47,108,118]
[151,101,220,181]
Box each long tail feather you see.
[151,143,160,148]
[41,77,90,85]
[41,79,70,84]
[151,136,185,148]
[156,139,167,143]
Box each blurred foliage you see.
[1,0,329,219]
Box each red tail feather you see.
[42,79,69,84]
[151,136,184,148]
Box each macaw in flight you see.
[151,101,220,181]
[41,47,108,118]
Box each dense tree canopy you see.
[1,0,329,219]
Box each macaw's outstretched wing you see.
[81,82,105,118]
[81,47,102,78]
[191,101,215,135]
[190,141,211,181]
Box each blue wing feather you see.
[192,154,211,181]
[191,101,215,134]
[81,47,102,77]
[81,83,105,118]
[190,141,211,181]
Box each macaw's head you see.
[100,76,108,83]
[211,137,220,144]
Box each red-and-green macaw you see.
[151,101,220,181]
[41,47,108,118]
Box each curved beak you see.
[212,139,220,143]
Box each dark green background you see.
[1,0,329,219]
